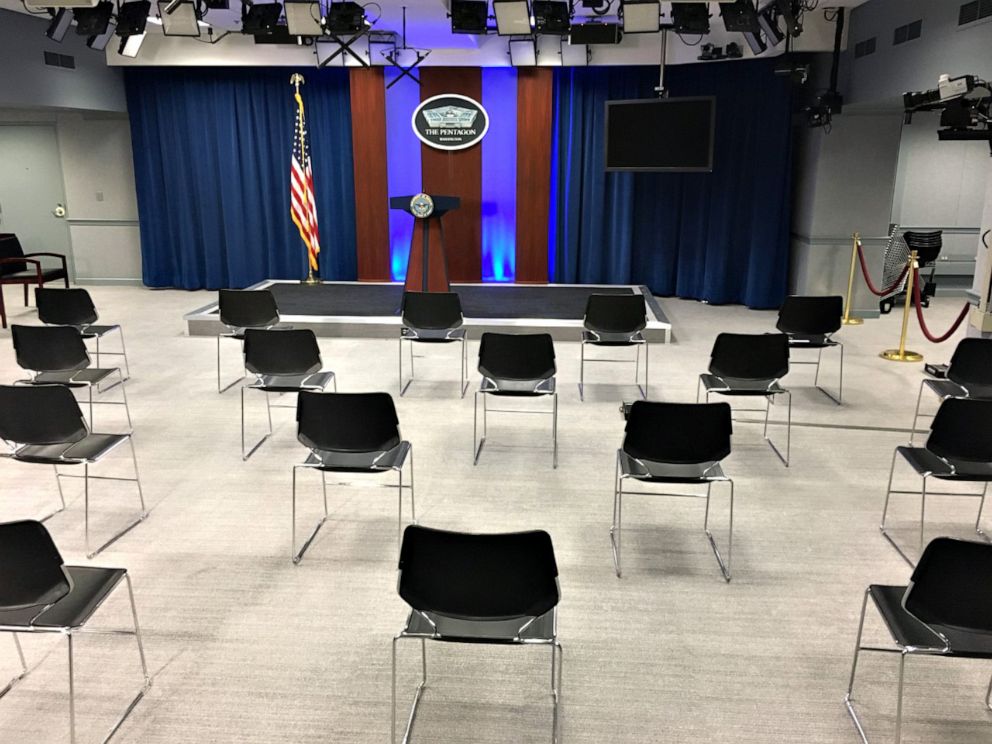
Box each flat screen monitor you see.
[605,96,716,172]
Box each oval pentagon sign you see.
[411,93,490,151]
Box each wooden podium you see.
[390,195,460,292]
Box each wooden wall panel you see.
[419,68,483,283]
[349,67,390,281]
[514,68,553,284]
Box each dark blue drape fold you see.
[549,60,792,308]
[124,67,356,289]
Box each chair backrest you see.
[624,401,732,464]
[35,288,99,327]
[297,391,401,453]
[947,338,992,388]
[926,398,992,462]
[243,329,322,376]
[775,295,843,337]
[903,231,942,266]
[398,525,560,621]
[0,520,70,611]
[0,384,87,445]
[584,294,647,335]
[401,291,463,331]
[0,234,27,277]
[903,537,992,635]
[218,289,280,329]
[11,324,90,373]
[709,333,790,381]
[478,332,556,381]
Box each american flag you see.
[291,87,320,272]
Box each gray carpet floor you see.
[0,287,989,744]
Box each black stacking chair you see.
[391,525,562,744]
[579,293,649,401]
[217,289,288,393]
[10,324,132,431]
[697,332,792,466]
[0,520,149,743]
[775,295,843,404]
[291,391,414,563]
[0,233,69,329]
[881,397,992,566]
[845,537,992,744]
[399,291,468,398]
[474,332,558,468]
[910,338,992,444]
[36,287,131,380]
[240,328,336,460]
[612,401,734,581]
[0,385,146,558]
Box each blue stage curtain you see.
[124,67,357,289]
[549,60,793,308]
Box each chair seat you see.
[581,330,645,346]
[403,608,556,644]
[924,378,992,400]
[0,268,67,283]
[700,373,787,396]
[480,377,556,396]
[80,324,120,339]
[785,334,838,349]
[869,584,992,658]
[303,440,410,472]
[31,368,119,387]
[619,452,727,484]
[896,446,992,481]
[0,565,125,631]
[251,371,334,393]
[13,433,131,465]
[401,326,466,343]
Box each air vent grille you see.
[43,52,76,68]
[854,37,876,58]
[959,0,992,25]
[893,19,922,45]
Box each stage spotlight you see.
[569,21,621,45]
[719,0,759,33]
[533,1,569,34]
[621,0,659,34]
[285,0,322,36]
[73,1,113,36]
[758,5,785,47]
[671,3,709,35]
[494,0,531,35]
[509,36,537,65]
[158,0,201,36]
[116,0,151,36]
[324,0,365,33]
[46,8,72,41]
[725,41,742,58]
[450,0,488,34]
[242,1,282,35]
[118,32,146,56]
[772,0,801,36]
[86,18,116,49]
[741,31,765,55]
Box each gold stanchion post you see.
[880,250,923,362]
[842,232,864,325]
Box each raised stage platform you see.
[184,280,672,342]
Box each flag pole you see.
[292,72,320,286]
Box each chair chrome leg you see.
[119,371,133,431]
[909,380,926,445]
[880,450,917,567]
[639,341,649,400]
[844,589,871,744]
[976,483,989,542]
[85,441,148,559]
[894,652,907,744]
[473,392,486,465]
[814,344,843,405]
[0,635,28,700]
[703,479,734,582]
[68,632,77,744]
[578,340,585,401]
[241,387,272,460]
[919,476,927,554]
[399,337,412,397]
[551,641,564,743]
[763,392,791,467]
[695,375,702,403]
[553,641,563,744]
[985,671,992,711]
[117,327,131,381]
[552,393,558,469]
[292,465,327,564]
[459,337,468,398]
[610,466,623,578]
[392,635,427,744]
[397,468,403,552]
[217,335,244,394]
[39,465,68,523]
[634,344,640,396]
[408,447,417,524]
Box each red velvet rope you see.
[856,242,909,297]
[912,273,970,343]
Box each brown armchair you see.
[0,233,69,328]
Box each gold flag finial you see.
[290,73,304,92]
